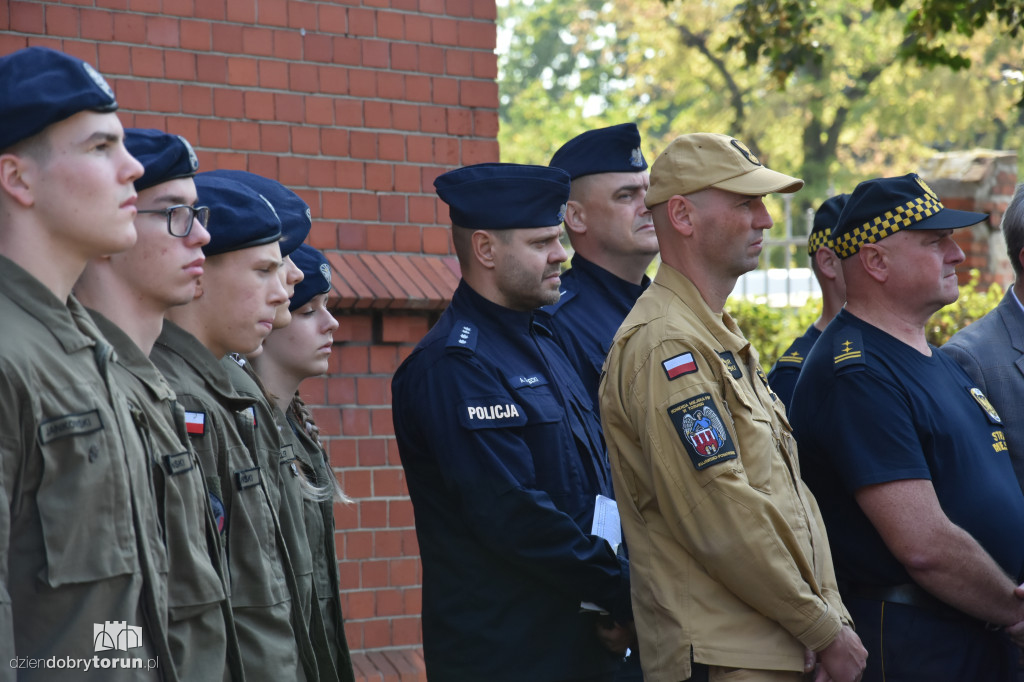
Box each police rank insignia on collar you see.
[668,394,737,470]
[663,352,698,380]
[717,351,743,379]
[755,366,777,401]
[968,387,1003,425]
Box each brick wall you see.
[2,1,499,679]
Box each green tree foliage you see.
[728,271,1005,369]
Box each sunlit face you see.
[689,188,773,279]
[491,225,568,310]
[272,254,304,329]
[194,242,289,356]
[880,228,965,314]
[261,293,339,381]
[573,171,658,258]
[24,111,143,259]
[107,177,210,310]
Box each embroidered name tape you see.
[164,451,194,475]
[39,409,104,444]
[235,466,262,490]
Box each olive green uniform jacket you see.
[599,265,850,682]
[90,312,243,682]
[0,256,173,681]
[152,322,307,682]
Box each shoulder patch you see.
[968,386,1003,425]
[833,328,865,373]
[185,410,205,435]
[717,351,743,379]
[663,352,698,380]
[458,398,527,430]
[446,320,478,353]
[667,394,738,470]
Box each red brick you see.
[391,43,418,71]
[343,588,375,618]
[362,40,390,69]
[376,72,404,100]
[97,44,132,76]
[404,75,431,102]
[113,12,146,42]
[80,9,113,41]
[289,62,319,92]
[45,5,80,37]
[162,0,194,17]
[213,88,244,117]
[303,33,333,62]
[242,27,275,57]
[278,155,309,186]
[366,226,396,253]
[431,17,458,46]
[227,56,259,86]
[473,51,498,79]
[377,11,404,40]
[391,619,424,648]
[288,1,318,29]
[259,124,290,153]
[165,50,197,80]
[228,121,259,151]
[0,35,29,55]
[460,80,497,107]
[164,116,199,144]
[130,46,164,78]
[322,192,351,221]
[211,23,243,54]
[432,77,459,105]
[407,196,436,224]
[375,587,403,615]
[379,133,405,161]
[333,36,362,66]
[146,16,179,47]
[179,19,212,51]
[257,0,289,26]
[419,107,445,134]
[404,14,431,42]
[225,0,255,22]
[473,110,499,137]
[244,90,275,120]
[318,65,349,95]
[95,0,129,9]
[258,59,287,89]
[345,529,374,559]
[317,4,348,34]
[366,164,394,192]
[461,138,499,165]
[129,0,161,12]
[379,194,407,223]
[349,69,378,98]
[321,129,350,157]
[459,19,496,49]
[291,127,321,155]
[395,165,422,193]
[423,226,452,255]
[444,47,472,76]
[198,118,231,149]
[352,194,380,222]
[392,104,420,132]
[194,0,225,20]
[406,136,433,164]
[418,45,444,74]
[445,0,472,17]
[273,29,303,60]
[109,77,147,110]
[361,619,391,650]
[336,100,364,127]
[149,82,182,113]
[348,7,376,36]
[343,406,372,436]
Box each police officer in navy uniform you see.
[789,174,1024,681]
[391,163,632,682]
[767,193,848,411]
[543,123,658,415]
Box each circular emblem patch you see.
[81,62,115,102]
[730,139,762,167]
[319,262,331,286]
[177,136,199,172]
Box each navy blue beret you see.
[807,193,849,256]
[434,163,570,230]
[832,173,988,259]
[194,173,282,257]
[549,123,647,180]
[0,47,118,152]
[202,170,310,257]
[124,128,199,192]
[289,244,332,311]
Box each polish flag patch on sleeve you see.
[663,352,698,380]
[185,411,206,435]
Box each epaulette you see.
[832,327,865,373]
[775,335,815,368]
[446,319,478,354]
[540,288,576,315]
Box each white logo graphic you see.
[177,136,199,172]
[319,262,332,286]
[93,621,143,652]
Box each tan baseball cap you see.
[645,133,803,207]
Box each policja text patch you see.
[668,394,737,470]
[458,397,527,429]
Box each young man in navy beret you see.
[392,163,632,682]
[76,128,245,681]
[0,47,177,680]
[149,175,323,682]
[790,173,1024,681]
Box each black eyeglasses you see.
[136,205,210,238]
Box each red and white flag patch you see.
[185,411,205,435]
[663,352,697,380]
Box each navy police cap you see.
[434,163,570,230]
[0,47,118,151]
[289,244,333,311]
[124,128,199,192]
[549,123,647,180]
[202,170,310,257]
[807,193,849,256]
[832,173,988,259]
[194,173,282,257]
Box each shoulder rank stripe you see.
[663,352,698,380]
[446,319,478,352]
[776,351,804,365]
[833,327,864,370]
[184,411,205,435]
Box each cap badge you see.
[81,62,115,101]
[305,207,312,226]
[730,139,762,167]
[177,136,199,172]
[630,147,645,168]
[557,203,567,222]
[915,176,938,199]
[319,262,331,286]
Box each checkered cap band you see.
[806,229,833,256]
[833,192,944,259]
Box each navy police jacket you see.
[392,280,630,682]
